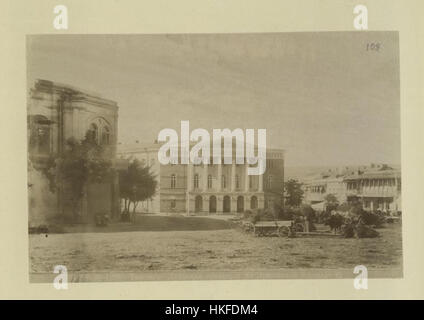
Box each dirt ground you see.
[29,222,403,274]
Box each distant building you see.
[117,142,285,214]
[27,79,121,225]
[303,164,401,213]
[304,176,346,205]
[344,166,401,212]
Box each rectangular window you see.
[170,174,176,189]
[194,174,199,189]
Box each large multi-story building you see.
[303,164,401,213]
[117,142,285,215]
[27,79,121,224]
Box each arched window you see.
[170,174,176,189]
[208,174,212,189]
[194,174,199,189]
[87,118,112,145]
[101,126,110,145]
[87,123,98,142]
[249,176,253,189]
[195,195,203,213]
[221,175,226,189]
[251,196,258,209]
[235,175,240,189]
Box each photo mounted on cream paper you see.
[26,32,401,282]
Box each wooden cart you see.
[241,219,340,238]
[245,220,293,237]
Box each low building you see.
[304,176,347,205]
[117,142,285,215]
[303,164,401,213]
[303,167,353,205]
[27,79,121,225]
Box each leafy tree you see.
[42,135,113,222]
[337,199,363,215]
[279,206,298,221]
[119,158,157,217]
[325,213,344,234]
[359,211,385,227]
[324,193,339,213]
[301,204,316,231]
[284,179,304,207]
[301,204,316,221]
[337,202,351,213]
[348,197,364,216]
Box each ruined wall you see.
[27,80,120,224]
[27,161,58,226]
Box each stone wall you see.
[27,80,120,225]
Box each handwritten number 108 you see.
[367,43,381,51]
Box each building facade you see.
[118,142,285,215]
[303,164,401,213]
[344,168,401,212]
[28,79,120,225]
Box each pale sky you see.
[27,32,400,167]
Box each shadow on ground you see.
[58,215,234,234]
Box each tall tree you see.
[284,179,304,207]
[42,135,113,221]
[324,193,339,213]
[119,159,157,216]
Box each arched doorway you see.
[209,195,217,213]
[237,196,244,213]
[250,196,258,209]
[223,195,231,213]
[195,195,203,213]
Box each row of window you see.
[171,162,260,167]
[169,196,275,211]
[168,158,280,168]
[169,174,273,189]
[346,178,399,190]
[29,115,113,155]
[309,186,325,193]
[364,200,391,210]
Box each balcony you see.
[346,189,359,197]
[347,186,398,198]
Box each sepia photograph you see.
[26,32,402,283]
